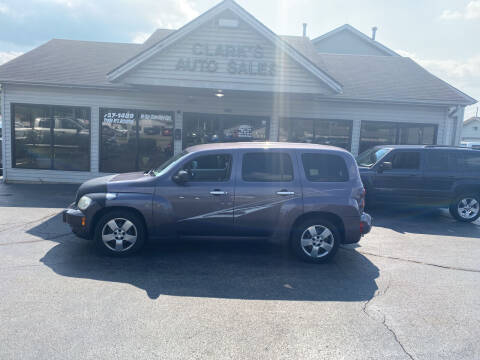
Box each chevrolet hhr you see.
[64,143,371,263]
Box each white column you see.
[350,119,361,155]
[269,115,278,141]
[90,105,100,174]
[1,84,6,183]
[455,106,465,145]
[174,110,183,154]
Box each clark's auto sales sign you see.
[175,43,276,76]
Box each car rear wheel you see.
[449,194,480,223]
[94,210,146,256]
[290,218,340,263]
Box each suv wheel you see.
[291,219,340,263]
[449,194,480,223]
[94,210,146,256]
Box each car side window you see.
[390,151,420,170]
[425,151,453,171]
[302,153,349,182]
[242,152,294,182]
[460,152,480,172]
[182,154,232,182]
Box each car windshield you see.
[152,150,189,177]
[356,147,391,167]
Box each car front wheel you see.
[291,219,340,263]
[94,210,146,256]
[449,194,480,223]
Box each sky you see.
[0,0,479,118]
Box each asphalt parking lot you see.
[0,183,479,360]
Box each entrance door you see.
[182,113,269,149]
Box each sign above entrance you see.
[175,43,276,76]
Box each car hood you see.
[75,172,154,202]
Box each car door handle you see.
[277,191,295,196]
[210,190,227,196]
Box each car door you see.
[372,149,424,203]
[164,151,235,236]
[233,149,302,237]
[422,150,457,205]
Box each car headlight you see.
[77,196,93,211]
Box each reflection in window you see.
[242,152,293,182]
[360,121,437,153]
[182,154,232,182]
[279,118,353,151]
[13,104,90,171]
[100,109,174,173]
[183,113,268,149]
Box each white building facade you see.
[0,0,476,183]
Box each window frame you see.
[11,103,91,172]
[241,151,295,183]
[278,117,354,151]
[359,121,438,154]
[99,108,175,173]
[301,152,349,182]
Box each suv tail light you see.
[359,188,366,213]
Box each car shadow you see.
[31,215,379,301]
[368,205,480,237]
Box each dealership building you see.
[0,0,476,183]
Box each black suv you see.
[357,145,480,222]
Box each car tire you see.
[449,194,480,223]
[94,210,146,256]
[290,218,340,263]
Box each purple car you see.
[63,142,371,263]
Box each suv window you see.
[302,153,349,182]
[390,151,420,170]
[426,151,454,171]
[461,152,480,172]
[242,152,294,182]
[183,154,232,182]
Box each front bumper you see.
[63,204,91,239]
[360,212,372,236]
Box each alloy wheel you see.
[101,218,138,252]
[300,225,335,258]
[457,198,479,220]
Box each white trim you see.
[312,24,399,57]
[107,0,343,94]
[1,84,6,183]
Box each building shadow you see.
[31,215,379,301]
[0,183,78,208]
[368,205,480,238]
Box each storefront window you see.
[279,118,353,151]
[183,113,269,149]
[12,104,90,171]
[359,121,437,153]
[100,109,174,173]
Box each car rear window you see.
[242,152,294,182]
[301,153,349,182]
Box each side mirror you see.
[173,170,190,184]
[379,162,393,172]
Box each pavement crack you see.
[362,280,415,360]
[342,247,480,273]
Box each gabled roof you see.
[312,24,399,57]
[106,0,343,94]
[282,35,476,105]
